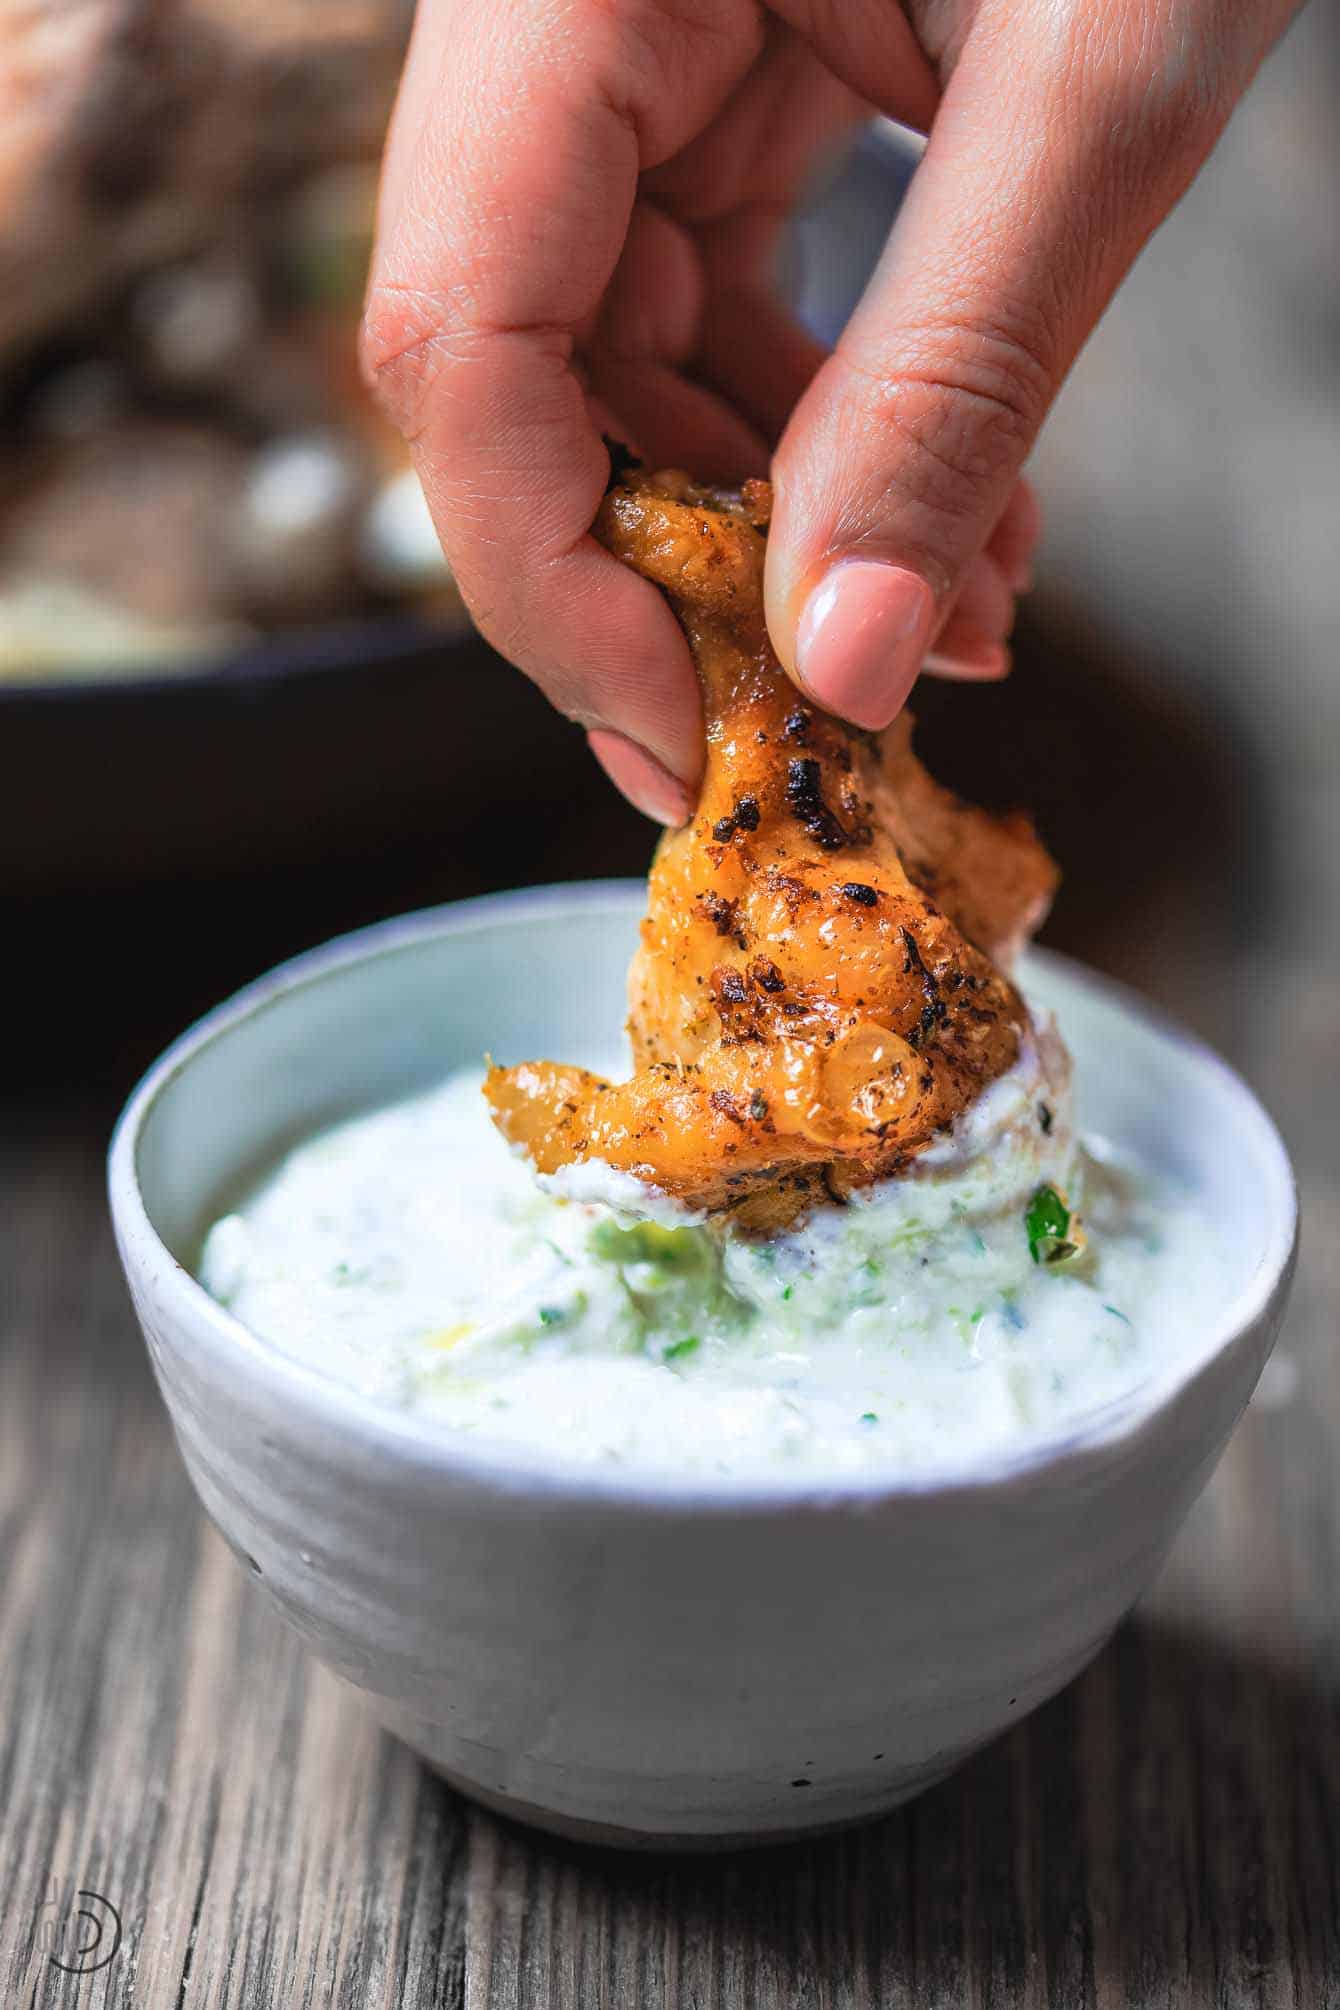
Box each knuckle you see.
[842,317,1051,536]
[358,281,456,436]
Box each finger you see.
[924,552,1014,679]
[362,0,762,789]
[592,357,770,479]
[372,0,457,237]
[589,201,771,474]
[642,25,857,445]
[985,479,1041,593]
[923,643,1011,683]
[693,212,830,445]
[765,0,1296,729]
[588,729,693,827]
[944,549,1015,647]
[769,0,939,134]
[695,280,828,450]
[644,16,864,221]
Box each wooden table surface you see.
[2,609,1336,2009]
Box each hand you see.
[364,0,1300,824]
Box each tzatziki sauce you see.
[200,1015,1222,1478]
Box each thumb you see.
[765,0,1289,728]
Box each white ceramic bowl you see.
[109,882,1297,1848]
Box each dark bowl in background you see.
[5,618,548,895]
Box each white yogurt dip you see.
[200,1014,1222,1477]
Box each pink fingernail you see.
[588,729,693,827]
[794,560,937,729]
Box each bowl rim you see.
[108,878,1299,1508]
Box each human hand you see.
[364,0,1300,824]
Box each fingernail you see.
[588,729,693,827]
[794,560,937,729]
[923,640,1011,681]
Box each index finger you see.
[361,0,758,798]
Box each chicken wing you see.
[485,466,1057,1229]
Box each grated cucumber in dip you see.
[199,1012,1221,1477]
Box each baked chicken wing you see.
[485,466,1057,1228]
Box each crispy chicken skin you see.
[485,467,1058,1228]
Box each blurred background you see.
[3,0,1334,1281]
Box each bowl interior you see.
[125,880,1294,1408]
